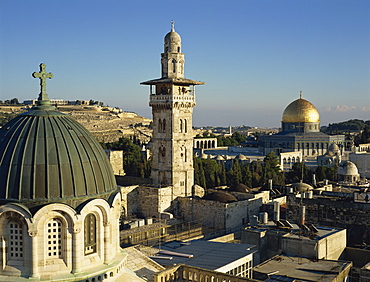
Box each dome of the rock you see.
[282,97,320,123]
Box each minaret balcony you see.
[150,94,195,103]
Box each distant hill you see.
[0,105,152,144]
[321,119,370,133]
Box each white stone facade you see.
[0,193,128,281]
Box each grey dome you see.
[230,183,251,193]
[328,143,340,153]
[341,161,359,175]
[0,108,117,209]
[164,31,181,44]
[203,191,238,203]
[292,182,313,192]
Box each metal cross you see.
[32,63,53,97]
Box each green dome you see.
[0,108,117,209]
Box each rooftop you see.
[151,240,255,271]
[246,222,343,242]
[253,255,352,282]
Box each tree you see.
[10,98,19,104]
[194,158,206,189]
[315,166,327,181]
[262,151,285,186]
[286,162,311,184]
[356,125,370,145]
[241,163,252,188]
[227,159,242,187]
[104,137,146,177]
[232,132,246,144]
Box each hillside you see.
[0,105,152,144]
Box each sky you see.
[0,0,369,128]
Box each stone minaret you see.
[141,22,204,198]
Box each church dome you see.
[282,97,320,123]
[0,64,117,209]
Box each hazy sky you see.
[1,0,369,127]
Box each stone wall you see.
[120,185,140,217]
[105,150,124,175]
[177,197,264,230]
[286,194,370,246]
[137,185,174,218]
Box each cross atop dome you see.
[300,91,302,99]
[32,63,54,109]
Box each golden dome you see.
[282,98,320,123]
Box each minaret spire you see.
[171,20,175,32]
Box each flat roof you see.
[151,240,255,270]
[254,255,352,282]
[246,222,343,242]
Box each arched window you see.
[158,119,162,133]
[184,119,187,133]
[177,46,181,52]
[47,218,63,258]
[172,59,176,73]
[180,119,183,132]
[163,119,166,132]
[85,214,97,255]
[8,221,23,260]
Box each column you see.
[28,231,39,278]
[71,226,82,274]
[103,221,111,264]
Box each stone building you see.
[350,151,370,178]
[139,22,204,217]
[177,191,270,230]
[0,64,139,281]
[317,142,342,167]
[337,160,361,183]
[259,93,345,158]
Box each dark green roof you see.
[0,108,118,209]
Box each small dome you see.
[164,31,181,44]
[340,161,359,176]
[215,155,225,161]
[282,97,320,123]
[235,154,247,160]
[328,143,340,153]
[203,191,238,203]
[0,108,117,209]
[230,183,251,193]
[291,182,313,192]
